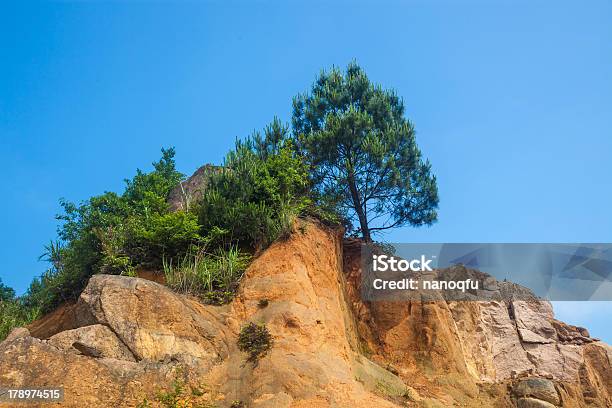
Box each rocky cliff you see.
[1,221,610,407]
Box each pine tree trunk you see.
[347,172,371,242]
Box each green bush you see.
[0,299,40,340]
[0,276,39,341]
[199,119,311,250]
[163,245,251,305]
[18,122,339,320]
[19,140,310,316]
[0,278,15,303]
[237,322,273,364]
[123,211,203,269]
[26,148,188,313]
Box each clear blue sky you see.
[1,1,611,341]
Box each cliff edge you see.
[1,221,610,407]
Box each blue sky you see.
[1,1,611,341]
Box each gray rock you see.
[516,397,557,408]
[512,301,558,344]
[513,377,559,405]
[72,341,102,358]
[167,164,221,211]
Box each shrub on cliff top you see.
[0,299,40,340]
[199,118,311,250]
[26,148,195,314]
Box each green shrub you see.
[124,211,203,269]
[0,278,15,303]
[26,148,187,313]
[163,245,251,304]
[199,119,311,250]
[237,322,273,364]
[20,127,336,320]
[137,367,216,408]
[0,299,40,341]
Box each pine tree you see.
[292,62,439,241]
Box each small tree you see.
[0,278,15,303]
[292,62,439,241]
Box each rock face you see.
[513,378,560,405]
[48,324,136,360]
[343,238,612,407]
[1,221,611,407]
[76,274,231,368]
[167,164,221,211]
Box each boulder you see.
[516,397,557,408]
[75,274,231,370]
[513,377,559,405]
[48,324,135,361]
[0,336,178,407]
[167,164,220,211]
[2,327,29,343]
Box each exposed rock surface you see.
[167,164,221,211]
[48,324,136,361]
[0,223,404,407]
[513,377,560,405]
[75,274,231,369]
[0,222,610,407]
[516,397,557,408]
[3,327,30,343]
[343,238,612,407]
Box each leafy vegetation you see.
[137,367,216,408]
[0,278,40,340]
[0,278,15,303]
[199,118,311,251]
[0,298,40,341]
[24,148,195,314]
[163,245,251,305]
[237,322,273,364]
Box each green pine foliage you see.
[292,62,439,241]
[199,118,312,250]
